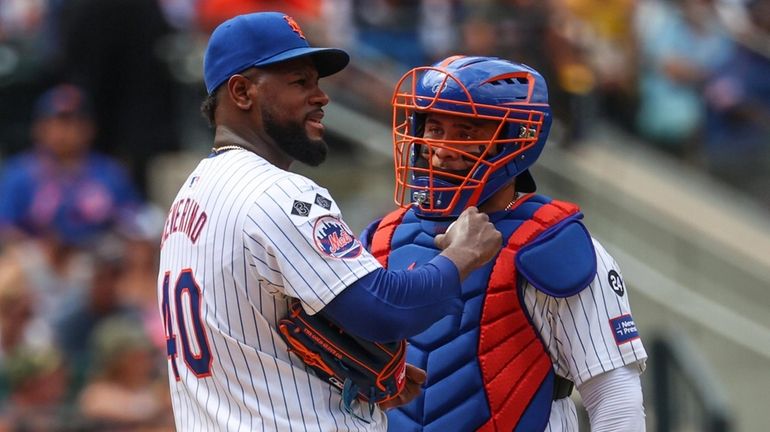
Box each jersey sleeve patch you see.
[287,189,340,225]
[608,269,625,297]
[609,314,640,345]
[516,218,597,298]
[313,216,363,259]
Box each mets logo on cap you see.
[283,15,306,39]
[313,216,362,259]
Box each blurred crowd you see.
[0,79,171,430]
[0,0,768,430]
[319,0,770,206]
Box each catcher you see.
[361,56,648,431]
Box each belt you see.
[553,375,574,400]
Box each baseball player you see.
[361,56,648,431]
[157,13,501,432]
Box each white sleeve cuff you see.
[578,364,646,432]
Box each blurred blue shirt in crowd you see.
[0,84,141,247]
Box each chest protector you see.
[369,194,596,432]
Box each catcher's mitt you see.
[278,299,407,418]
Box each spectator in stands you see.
[634,0,734,159]
[55,234,142,392]
[456,0,597,144]
[113,204,168,352]
[0,83,142,248]
[324,0,456,68]
[77,316,172,430]
[0,234,94,349]
[0,346,72,431]
[0,84,145,397]
[459,0,552,74]
[0,0,61,157]
[58,0,179,196]
[0,257,52,367]
[702,0,770,206]
[549,0,641,132]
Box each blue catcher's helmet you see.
[391,55,552,217]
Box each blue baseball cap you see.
[203,12,350,94]
[33,84,93,120]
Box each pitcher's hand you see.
[435,207,502,279]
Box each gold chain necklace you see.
[211,145,245,153]
[504,192,520,211]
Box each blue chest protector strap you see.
[516,213,596,298]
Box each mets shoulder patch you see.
[313,216,362,259]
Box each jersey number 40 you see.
[161,269,213,380]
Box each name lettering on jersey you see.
[609,314,639,345]
[608,269,625,297]
[313,216,362,259]
[161,197,208,247]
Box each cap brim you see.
[516,169,537,193]
[254,47,350,77]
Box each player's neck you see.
[213,126,292,169]
[479,182,517,213]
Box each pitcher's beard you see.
[263,110,328,166]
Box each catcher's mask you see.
[391,55,552,217]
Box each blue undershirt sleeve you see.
[321,255,462,342]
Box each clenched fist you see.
[436,207,502,280]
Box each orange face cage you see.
[391,65,547,216]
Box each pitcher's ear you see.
[226,74,256,111]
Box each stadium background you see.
[1,0,769,430]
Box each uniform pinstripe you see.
[158,149,386,431]
[522,238,647,431]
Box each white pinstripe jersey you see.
[157,149,385,432]
[522,238,647,431]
